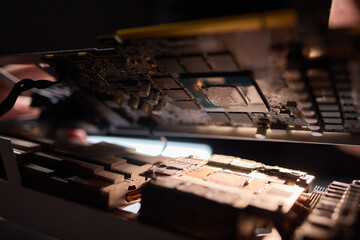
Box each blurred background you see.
[0,0,359,239]
[0,0,330,54]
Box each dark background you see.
[0,0,330,54]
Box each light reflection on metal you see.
[87,135,212,159]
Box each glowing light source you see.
[305,47,323,59]
[121,203,141,213]
[87,135,212,159]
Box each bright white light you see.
[87,135,212,159]
[161,141,212,159]
[121,203,141,214]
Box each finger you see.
[329,0,360,28]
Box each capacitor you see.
[139,101,151,114]
[128,94,140,109]
[148,91,160,104]
[152,98,166,115]
[138,83,151,97]
[113,93,124,105]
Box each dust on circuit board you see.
[41,25,360,136]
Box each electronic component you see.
[179,73,267,112]
[0,6,359,240]
[294,181,360,240]
[0,135,359,239]
[2,9,356,144]
[13,139,151,210]
[140,154,315,239]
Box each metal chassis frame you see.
[0,137,189,240]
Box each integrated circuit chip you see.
[181,55,211,73]
[208,112,230,123]
[208,53,239,72]
[156,57,185,73]
[180,73,268,113]
[173,101,199,110]
[201,86,247,107]
[227,113,253,126]
[165,89,191,101]
[153,77,180,89]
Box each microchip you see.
[156,57,185,73]
[343,106,355,112]
[165,90,191,101]
[344,113,356,118]
[208,112,230,123]
[227,113,253,126]
[153,77,180,89]
[321,112,341,117]
[180,73,267,113]
[173,101,199,110]
[208,53,239,72]
[181,55,211,73]
[201,86,247,107]
[325,124,344,130]
[269,122,287,133]
[323,118,342,124]
[318,105,339,111]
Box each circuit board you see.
[33,10,358,142]
[1,10,360,144]
[1,135,359,240]
[141,154,314,239]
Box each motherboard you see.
[15,9,356,145]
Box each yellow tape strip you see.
[115,9,298,40]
